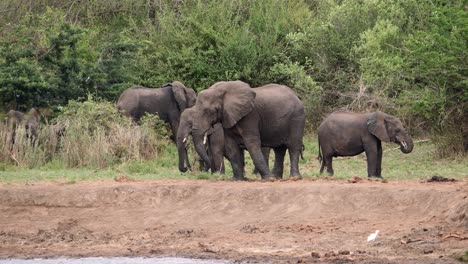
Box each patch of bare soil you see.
[0,178,467,263]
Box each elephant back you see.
[253,84,304,114]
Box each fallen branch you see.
[401,238,423,244]
[442,233,466,240]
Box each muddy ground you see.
[0,178,467,263]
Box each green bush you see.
[0,0,466,157]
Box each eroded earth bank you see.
[0,179,467,263]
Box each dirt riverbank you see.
[0,178,467,263]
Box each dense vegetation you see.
[0,0,466,163]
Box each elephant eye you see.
[395,129,400,133]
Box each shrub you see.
[0,97,171,168]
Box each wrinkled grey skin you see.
[317,111,414,178]
[177,107,226,173]
[177,107,270,174]
[180,81,305,180]
[5,108,40,147]
[116,81,196,141]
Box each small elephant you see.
[177,107,226,173]
[178,81,305,180]
[116,81,196,141]
[5,108,40,146]
[317,111,414,178]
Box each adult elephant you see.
[317,111,414,178]
[116,81,196,140]
[5,108,40,146]
[177,81,305,180]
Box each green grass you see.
[457,251,468,262]
[0,137,466,183]
[299,138,467,180]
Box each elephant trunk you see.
[176,131,193,172]
[193,132,211,171]
[177,140,189,172]
[399,134,414,154]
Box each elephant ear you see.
[221,81,256,128]
[184,87,197,108]
[367,111,390,142]
[171,81,188,112]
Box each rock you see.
[424,249,434,254]
[427,175,456,182]
[311,252,321,258]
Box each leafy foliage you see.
[0,0,466,157]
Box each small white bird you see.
[367,230,380,242]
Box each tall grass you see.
[0,99,171,169]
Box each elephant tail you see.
[317,137,323,164]
[300,144,305,160]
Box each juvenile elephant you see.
[5,108,40,146]
[177,107,226,173]
[178,81,305,180]
[116,81,196,140]
[317,111,414,178]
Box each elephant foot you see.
[289,175,302,181]
[261,175,278,182]
[368,175,384,182]
[231,176,248,181]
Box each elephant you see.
[177,107,226,173]
[177,81,305,180]
[177,107,271,174]
[317,111,414,178]
[5,108,40,146]
[116,81,197,141]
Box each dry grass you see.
[0,113,170,169]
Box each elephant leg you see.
[376,141,383,177]
[240,148,246,169]
[324,155,334,176]
[239,126,272,179]
[224,135,245,180]
[288,115,305,178]
[272,146,286,179]
[288,146,302,178]
[245,143,273,179]
[168,117,180,143]
[253,147,270,174]
[364,142,380,178]
[208,130,225,174]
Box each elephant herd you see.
[117,80,414,180]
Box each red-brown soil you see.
[0,178,467,263]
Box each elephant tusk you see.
[183,137,187,143]
[203,133,208,145]
[401,141,407,149]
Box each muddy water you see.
[0,257,229,264]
